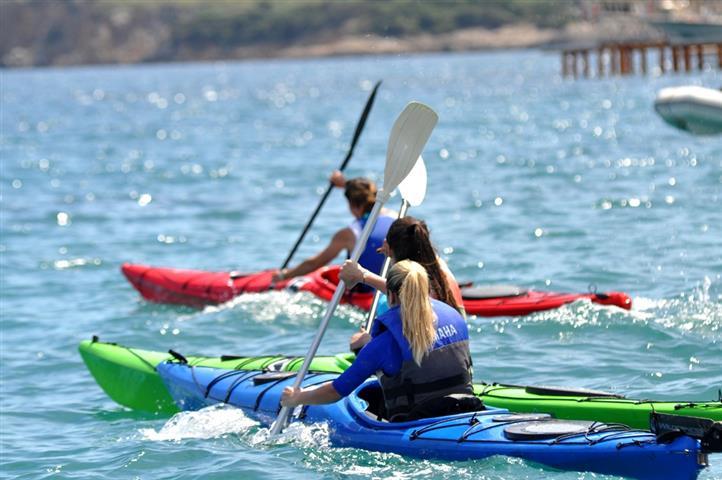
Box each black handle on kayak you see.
[280,81,381,270]
[168,349,188,364]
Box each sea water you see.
[1,50,720,479]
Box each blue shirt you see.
[331,301,468,397]
[349,213,394,276]
[332,330,402,397]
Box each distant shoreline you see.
[173,24,561,63]
[2,23,563,69]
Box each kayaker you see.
[280,260,480,421]
[271,171,395,290]
[339,216,464,351]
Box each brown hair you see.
[344,178,376,214]
[386,216,461,313]
[387,260,436,366]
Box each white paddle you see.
[269,102,438,435]
[362,156,427,333]
[398,155,428,208]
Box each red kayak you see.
[121,263,631,316]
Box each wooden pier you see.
[562,41,722,78]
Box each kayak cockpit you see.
[346,381,502,429]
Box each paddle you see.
[363,155,427,332]
[280,81,382,270]
[269,102,438,435]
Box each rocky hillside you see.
[1,0,661,68]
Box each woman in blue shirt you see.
[280,260,477,421]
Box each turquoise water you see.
[1,50,721,479]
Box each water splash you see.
[472,299,627,332]
[250,421,331,449]
[139,404,257,442]
[141,403,334,452]
[203,290,366,326]
[469,286,720,342]
[204,290,326,321]
[632,277,721,340]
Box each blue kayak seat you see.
[357,380,484,423]
[390,393,484,423]
[357,383,388,422]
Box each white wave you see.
[251,420,331,448]
[626,279,721,339]
[203,289,366,326]
[139,404,257,442]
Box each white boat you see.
[654,85,722,135]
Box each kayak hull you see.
[121,263,631,315]
[79,339,722,427]
[157,362,706,480]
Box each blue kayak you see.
[157,362,709,480]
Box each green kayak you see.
[79,338,722,428]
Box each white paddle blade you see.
[380,102,438,203]
[397,156,427,207]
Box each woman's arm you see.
[281,382,341,408]
[281,333,398,408]
[339,260,388,293]
[273,228,355,281]
[349,326,371,352]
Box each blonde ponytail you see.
[387,260,436,366]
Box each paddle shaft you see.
[270,202,384,434]
[363,199,409,332]
[280,81,381,270]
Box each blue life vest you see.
[374,299,474,419]
[349,213,394,290]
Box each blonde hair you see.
[386,260,436,366]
